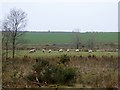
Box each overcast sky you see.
[0,0,119,32]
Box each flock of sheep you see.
[29,48,92,53]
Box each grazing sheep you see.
[75,49,79,52]
[48,49,52,53]
[29,49,36,53]
[116,49,118,52]
[42,49,45,53]
[59,49,63,52]
[66,49,70,52]
[88,49,92,53]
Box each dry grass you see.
[2,53,119,88]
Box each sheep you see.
[59,49,63,52]
[48,49,52,53]
[29,49,36,53]
[66,49,70,52]
[116,49,118,52]
[42,49,45,53]
[88,49,92,53]
[75,49,79,52]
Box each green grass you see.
[20,32,118,44]
[14,50,118,58]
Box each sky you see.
[0,0,119,32]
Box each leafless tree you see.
[2,8,27,58]
[87,32,95,50]
[2,21,11,60]
[73,28,81,49]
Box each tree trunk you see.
[5,42,8,60]
[76,43,79,49]
[12,38,15,58]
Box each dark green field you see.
[21,32,118,44]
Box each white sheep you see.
[66,49,70,52]
[48,49,52,53]
[75,49,79,52]
[29,49,36,53]
[59,49,63,52]
[116,49,118,52]
[88,49,92,53]
[42,49,45,53]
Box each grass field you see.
[2,31,119,88]
[20,32,118,44]
[13,50,118,58]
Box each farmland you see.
[13,50,118,58]
[1,6,119,89]
[2,32,119,89]
[21,32,118,44]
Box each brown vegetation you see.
[2,54,118,88]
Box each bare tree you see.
[2,8,27,58]
[87,32,95,50]
[2,21,11,60]
[73,28,81,49]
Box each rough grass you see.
[2,51,118,88]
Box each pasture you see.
[21,32,118,44]
[2,32,119,88]
[13,50,118,58]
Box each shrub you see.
[27,58,50,82]
[43,65,77,85]
[28,58,77,85]
[33,58,49,73]
[59,54,70,65]
[64,67,77,84]
[27,73,36,82]
[43,65,65,84]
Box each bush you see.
[27,57,77,85]
[43,65,77,85]
[64,67,77,84]
[27,73,36,82]
[27,58,50,82]
[59,54,70,65]
[33,58,49,73]
[43,65,65,84]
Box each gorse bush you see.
[63,67,77,84]
[43,65,65,84]
[43,65,77,84]
[32,58,49,82]
[27,57,77,85]
[59,54,70,65]
[33,58,49,73]
[27,73,36,82]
